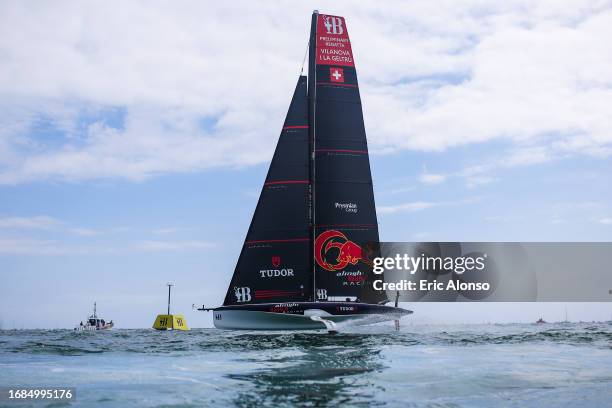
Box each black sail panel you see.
[223,76,311,305]
[310,13,387,304]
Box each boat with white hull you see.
[75,302,114,331]
[200,11,412,330]
[213,302,410,330]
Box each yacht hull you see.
[212,302,411,330]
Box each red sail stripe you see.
[316,224,377,228]
[316,149,367,154]
[255,294,301,296]
[255,290,301,293]
[255,293,301,298]
[245,238,310,245]
[255,289,298,292]
[316,82,358,88]
[255,291,302,295]
[264,180,309,186]
[282,125,309,130]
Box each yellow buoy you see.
[152,283,189,331]
[153,313,189,330]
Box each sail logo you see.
[336,270,366,285]
[323,16,344,35]
[335,202,357,213]
[259,269,294,278]
[315,230,365,271]
[272,256,281,267]
[234,286,251,303]
[330,67,344,83]
[316,288,328,300]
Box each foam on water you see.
[0,322,611,407]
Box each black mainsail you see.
[212,12,406,329]
[309,13,387,304]
[223,76,311,305]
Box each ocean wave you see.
[0,323,610,356]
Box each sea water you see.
[1,323,611,407]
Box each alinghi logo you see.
[234,287,251,303]
[323,16,344,35]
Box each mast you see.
[93,302,97,319]
[167,282,173,315]
[308,10,318,301]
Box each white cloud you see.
[379,195,483,215]
[135,240,215,252]
[0,216,60,229]
[378,201,439,215]
[417,145,556,188]
[419,173,446,185]
[69,227,103,236]
[0,238,115,255]
[597,217,612,225]
[0,237,215,255]
[0,1,611,184]
[151,227,189,235]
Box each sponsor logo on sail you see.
[259,269,294,278]
[316,15,354,67]
[330,67,344,83]
[323,16,344,35]
[335,202,357,213]
[272,256,281,267]
[316,288,328,300]
[314,230,366,271]
[260,256,295,278]
[336,270,366,285]
[234,286,251,303]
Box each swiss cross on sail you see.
[222,12,386,306]
[330,67,344,83]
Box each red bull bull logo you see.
[314,230,365,271]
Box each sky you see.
[1,0,611,328]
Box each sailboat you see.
[200,11,412,330]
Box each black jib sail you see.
[309,13,387,304]
[223,76,312,305]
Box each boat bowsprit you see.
[199,11,412,330]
